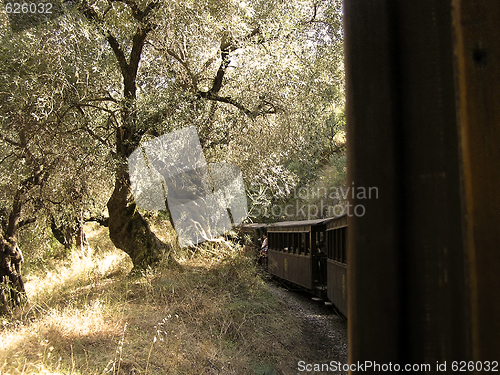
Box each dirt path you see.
[266,280,348,375]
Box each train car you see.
[326,215,348,316]
[266,218,332,295]
[242,216,349,316]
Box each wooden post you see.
[344,0,497,371]
[452,0,500,363]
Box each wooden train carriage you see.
[326,215,348,317]
[267,218,331,292]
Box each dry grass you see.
[0,225,303,375]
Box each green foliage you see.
[0,12,115,257]
[1,0,345,258]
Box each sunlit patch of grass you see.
[0,298,122,374]
[24,249,132,306]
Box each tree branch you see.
[166,47,198,90]
[197,92,254,117]
[192,27,283,118]
[129,26,151,83]
[85,216,109,227]
[0,152,15,166]
[106,32,130,83]
[18,218,36,228]
[196,92,280,118]
[0,134,22,148]
[108,0,158,22]
[208,28,260,95]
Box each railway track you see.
[265,280,348,375]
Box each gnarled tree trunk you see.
[81,3,177,270]
[107,162,174,269]
[0,235,25,315]
[0,187,32,314]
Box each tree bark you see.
[0,237,25,315]
[107,161,174,269]
[50,216,89,256]
[0,189,29,314]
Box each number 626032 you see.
[5,2,53,14]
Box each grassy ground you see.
[0,224,303,375]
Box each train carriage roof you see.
[240,215,347,230]
[265,218,334,228]
[240,223,268,229]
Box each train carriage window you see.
[328,230,333,259]
[332,230,337,261]
[339,229,343,262]
[300,232,303,254]
[336,229,342,262]
[293,233,299,254]
[305,232,310,255]
[340,228,344,262]
[316,231,321,254]
[326,231,330,258]
[320,231,325,254]
[337,228,341,262]
[304,232,311,255]
[332,230,335,261]
[333,229,339,260]
[342,227,347,263]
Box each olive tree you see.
[0,12,117,311]
[67,0,345,266]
